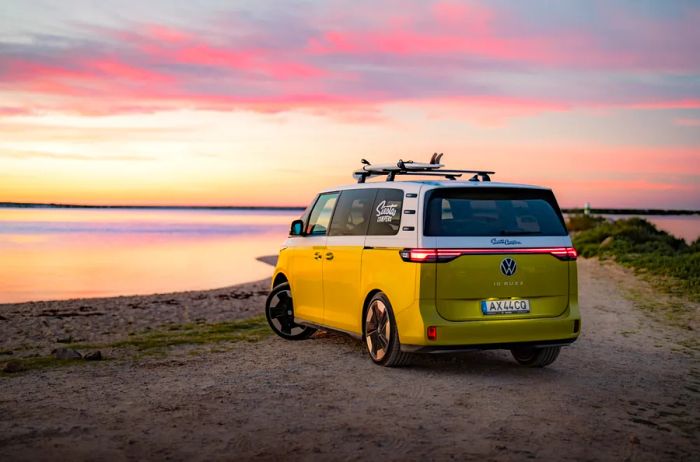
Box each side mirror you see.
[290,219,305,236]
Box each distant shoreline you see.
[0,202,697,215]
[0,202,306,211]
[561,208,699,216]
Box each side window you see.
[306,192,339,236]
[329,189,377,236]
[368,189,403,236]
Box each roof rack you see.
[353,153,495,184]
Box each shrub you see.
[572,217,699,301]
[566,214,607,232]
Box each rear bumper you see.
[402,337,577,354]
[393,298,581,348]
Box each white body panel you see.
[286,180,568,250]
[420,236,573,249]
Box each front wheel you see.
[265,283,316,340]
[363,292,411,367]
[510,346,561,367]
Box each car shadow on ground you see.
[307,330,561,378]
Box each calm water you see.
[599,214,700,243]
[0,208,300,303]
[1,208,698,304]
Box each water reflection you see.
[1,208,697,304]
[0,208,300,303]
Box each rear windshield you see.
[424,188,567,236]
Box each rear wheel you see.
[265,283,316,340]
[510,346,561,367]
[364,292,411,367]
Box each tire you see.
[363,292,411,367]
[510,346,561,367]
[265,283,316,340]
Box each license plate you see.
[481,299,531,315]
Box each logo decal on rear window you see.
[490,238,523,246]
[375,200,399,223]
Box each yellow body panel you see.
[359,248,418,335]
[435,254,570,321]
[323,245,365,333]
[273,246,580,348]
[284,241,325,324]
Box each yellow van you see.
[266,157,580,367]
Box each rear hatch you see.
[424,187,573,322]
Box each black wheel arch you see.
[272,272,289,289]
[361,289,383,336]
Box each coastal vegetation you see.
[107,315,270,352]
[569,216,700,302]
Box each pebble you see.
[84,351,103,361]
[2,360,25,373]
[51,348,83,360]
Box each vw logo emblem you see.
[500,258,517,276]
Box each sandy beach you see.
[1,257,698,461]
[0,277,271,357]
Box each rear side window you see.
[424,188,567,236]
[306,192,339,235]
[329,189,378,236]
[368,189,403,236]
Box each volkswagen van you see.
[265,158,580,367]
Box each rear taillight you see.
[399,249,460,263]
[399,247,578,262]
[550,247,578,261]
[427,326,438,341]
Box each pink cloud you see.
[431,1,489,26]
[621,99,700,110]
[0,2,698,120]
[0,106,34,116]
[307,28,556,65]
[307,3,699,73]
[87,58,173,83]
[674,117,700,127]
[143,24,192,43]
[125,28,327,80]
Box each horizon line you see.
[1,201,699,215]
[0,201,306,210]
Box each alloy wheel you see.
[365,298,391,361]
[267,289,307,337]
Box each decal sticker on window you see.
[368,189,403,236]
[375,200,400,223]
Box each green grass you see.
[107,316,270,351]
[569,215,700,301]
[2,316,271,377]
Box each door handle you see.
[313,252,322,260]
[325,252,334,261]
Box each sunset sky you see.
[0,0,698,208]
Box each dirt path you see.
[1,259,698,461]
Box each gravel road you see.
[1,258,698,461]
